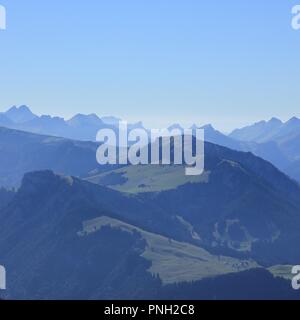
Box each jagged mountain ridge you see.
[0,105,144,142]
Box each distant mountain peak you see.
[72,113,101,120]
[286,116,300,125]
[88,113,101,119]
[5,105,37,124]
[7,105,32,114]
[19,105,31,111]
[229,117,284,143]
[67,113,104,127]
[201,124,215,131]
[269,117,282,125]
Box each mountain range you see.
[229,118,300,181]
[0,168,299,299]
[0,105,144,142]
[1,106,300,299]
[0,127,300,298]
[88,139,300,264]
[230,117,300,145]
[2,105,298,180]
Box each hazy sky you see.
[0,0,300,131]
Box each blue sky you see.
[0,0,299,131]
